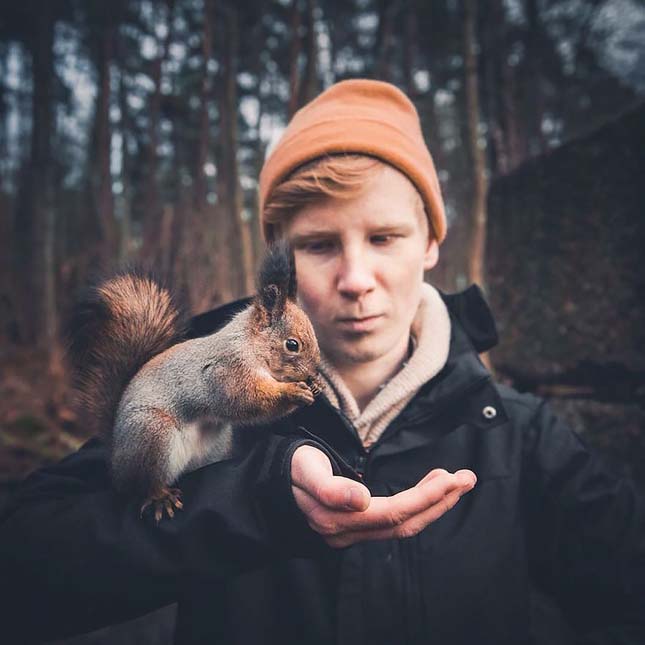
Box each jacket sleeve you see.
[0,431,329,642]
[522,399,645,645]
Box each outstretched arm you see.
[0,429,477,642]
[0,433,319,642]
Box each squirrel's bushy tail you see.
[67,272,187,437]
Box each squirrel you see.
[68,242,321,522]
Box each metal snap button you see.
[482,405,497,420]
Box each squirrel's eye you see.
[284,338,300,353]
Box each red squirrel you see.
[68,242,320,522]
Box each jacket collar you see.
[442,284,498,353]
[387,285,495,419]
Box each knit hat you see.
[259,79,447,243]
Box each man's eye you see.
[371,234,397,245]
[303,240,333,253]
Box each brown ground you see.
[0,348,89,486]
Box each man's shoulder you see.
[185,297,252,339]
[440,284,499,353]
[492,382,569,447]
[494,382,543,417]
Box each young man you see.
[1,80,644,645]
[284,155,477,549]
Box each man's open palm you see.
[291,445,477,548]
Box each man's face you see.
[284,165,438,369]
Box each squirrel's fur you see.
[68,243,320,522]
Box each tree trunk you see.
[500,48,524,170]
[219,3,254,297]
[168,117,187,287]
[194,0,213,213]
[188,0,224,310]
[249,19,269,271]
[298,0,318,106]
[117,65,133,262]
[463,0,488,289]
[141,0,174,265]
[228,7,255,296]
[94,12,117,262]
[403,2,418,98]
[525,0,546,156]
[288,0,303,117]
[13,6,57,363]
[140,65,162,263]
[481,0,506,176]
[375,0,397,81]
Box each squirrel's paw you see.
[140,487,184,523]
[306,374,323,397]
[285,381,316,406]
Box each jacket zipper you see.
[315,395,370,477]
[354,454,368,478]
[319,394,368,453]
[311,374,491,478]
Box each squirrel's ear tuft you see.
[255,284,287,326]
[260,283,282,311]
[257,240,297,301]
[252,284,285,326]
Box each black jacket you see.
[1,287,644,644]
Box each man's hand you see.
[291,445,477,548]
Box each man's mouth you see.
[336,314,383,332]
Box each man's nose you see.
[336,249,376,298]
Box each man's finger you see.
[326,485,470,548]
[417,468,476,487]
[291,445,370,511]
[417,468,449,485]
[300,470,476,537]
[330,470,474,533]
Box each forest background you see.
[0,0,644,484]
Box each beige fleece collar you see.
[318,282,451,448]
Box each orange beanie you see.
[259,79,447,243]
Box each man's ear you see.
[423,238,439,271]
